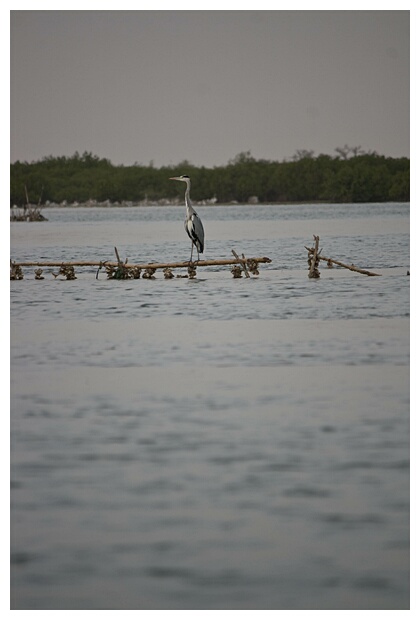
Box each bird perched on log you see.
[170,175,205,263]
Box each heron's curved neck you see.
[184,181,193,212]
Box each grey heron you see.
[170,175,205,263]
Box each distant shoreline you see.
[11,199,410,210]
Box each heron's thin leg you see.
[190,241,194,263]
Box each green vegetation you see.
[10,149,409,207]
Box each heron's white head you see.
[169,175,190,184]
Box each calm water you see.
[10,203,410,610]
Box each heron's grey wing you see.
[191,213,205,253]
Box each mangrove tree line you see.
[10,149,409,207]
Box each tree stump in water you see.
[307,235,321,279]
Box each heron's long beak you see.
[169,177,181,181]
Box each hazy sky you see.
[10,10,410,167]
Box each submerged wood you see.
[231,250,250,278]
[308,235,320,279]
[12,256,272,269]
[304,246,381,277]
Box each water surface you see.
[10,203,410,609]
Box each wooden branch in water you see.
[304,246,381,276]
[231,250,250,278]
[11,256,272,270]
[308,235,320,279]
[114,246,123,266]
[319,255,381,276]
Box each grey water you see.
[10,203,410,610]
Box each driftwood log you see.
[11,256,272,270]
[10,248,272,280]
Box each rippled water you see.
[10,203,410,609]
